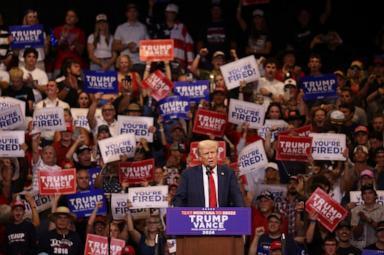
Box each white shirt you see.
[114,21,149,64]
[87,34,114,59]
[257,77,285,104]
[21,66,48,103]
[202,165,219,207]
[94,117,118,137]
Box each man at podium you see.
[173,140,244,207]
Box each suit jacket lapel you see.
[196,166,205,206]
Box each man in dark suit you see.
[173,140,244,207]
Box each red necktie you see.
[208,171,217,207]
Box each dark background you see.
[1,0,383,62]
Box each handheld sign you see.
[189,141,226,167]
[310,133,346,161]
[9,24,44,48]
[71,108,102,131]
[305,188,348,232]
[21,191,52,218]
[220,55,260,90]
[142,70,173,101]
[173,80,210,103]
[158,96,190,121]
[84,70,118,94]
[117,115,154,142]
[32,107,66,132]
[238,140,268,176]
[0,105,24,130]
[128,185,168,209]
[362,250,384,255]
[119,159,154,184]
[111,193,131,220]
[38,168,76,195]
[67,189,107,218]
[257,119,288,141]
[110,238,125,255]
[84,234,124,255]
[0,131,25,157]
[300,74,338,101]
[228,99,266,129]
[276,135,312,162]
[0,97,26,119]
[192,108,227,137]
[139,39,174,62]
[98,134,136,163]
[166,207,251,236]
[280,124,312,137]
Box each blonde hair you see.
[9,67,24,80]
[197,140,218,155]
[115,55,132,69]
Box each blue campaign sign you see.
[66,189,107,218]
[158,96,190,121]
[83,70,118,93]
[300,74,338,101]
[9,24,44,49]
[362,250,384,255]
[173,80,210,103]
[166,207,251,236]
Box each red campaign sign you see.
[192,108,227,137]
[110,238,125,255]
[39,168,76,195]
[280,124,312,137]
[119,159,154,184]
[242,0,270,6]
[276,135,312,162]
[189,141,226,167]
[140,39,174,62]
[142,70,173,101]
[305,188,348,232]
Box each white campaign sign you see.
[111,193,131,220]
[309,133,346,161]
[0,131,25,157]
[238,140,268,176]
[32,107,66,132]
[228,99,266,128]
[0,97,26,118]
[118,115,154,142]
[71,108,102,131]
[0,105,24,130]
[258,119,289,141]
[220,55,260,90]
[128,185,168,209]
[98,134,136,163]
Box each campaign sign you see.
[110,238,125,255]
[9,24,44,48]
[111,193,130,220]
[159,96,190,121]
[173,80,210,103]
[0,105,24,130]
[238,140,268,176]
[0,131,24,157]
[139,39,174,62]
[228,99,266,128]
[118,115,154,142]
[0,97,26,118]
[67,189,107,218]
[84,70,118,94]
[119,159,154,184]
[85,234,124,255]
[257,119,289,141]
[32,107,66,132]
[130,208,151,220]
[362,250,384,255]
[276,135,313,162]
[166,207,251,236]
[21,191,52,217]
[220,55,260,90]
[71,108,102,131]
[38,168,76,195]
[192,108,227,137]
[301,74,338,101]
[310,133,346,161]
[98,134,136,163]
[142,70,173,101]
[255,184,287,213]
[128,185,168,209]
[305,188,348,232]
[350,190,384,206]
[189,141,226,167]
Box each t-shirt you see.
[87,34,114,59]
[256,234,298,255]
[337,246,362,255]
[364,243,384,251]
[3,86,35,116]
[38,230,82,255]
[5,220,38,255]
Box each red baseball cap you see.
[11,200,26,210]
[121,246,136,255]
[354,125,368,134]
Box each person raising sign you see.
[173,140,244,207]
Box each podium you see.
[166,208,251,255]
[176,236,243,255]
